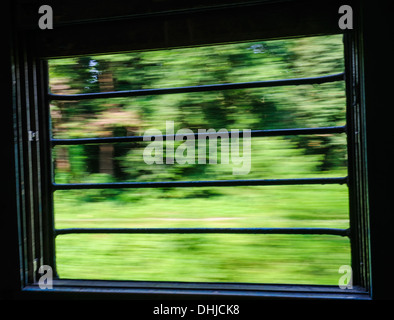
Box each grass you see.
[54,184,351,285]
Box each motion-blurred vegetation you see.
[50,34,350,285]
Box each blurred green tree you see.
[49,35,346,188]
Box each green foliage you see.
[49,35,350,284]
[50,34,346,184]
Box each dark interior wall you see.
[2,0,393,300]
[19,0,348,58]
[361,1,394,300]
[2,0,20,300]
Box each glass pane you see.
[48,35,344,95]
[49,34,349,286]
[55,234,350,285]
[50,82,346,140]
[53,134,347,184]
[54,185,349,230]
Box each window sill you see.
[22,280,371,300]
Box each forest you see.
[49,34,351,285]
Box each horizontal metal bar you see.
[51,125,346,146]
[53,177,347,190]
[54,227,349,237]
[48,73,344,101]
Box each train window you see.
[13,0,370,299]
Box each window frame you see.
[9,0,372,300]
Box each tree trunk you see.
[99,144,114,175]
